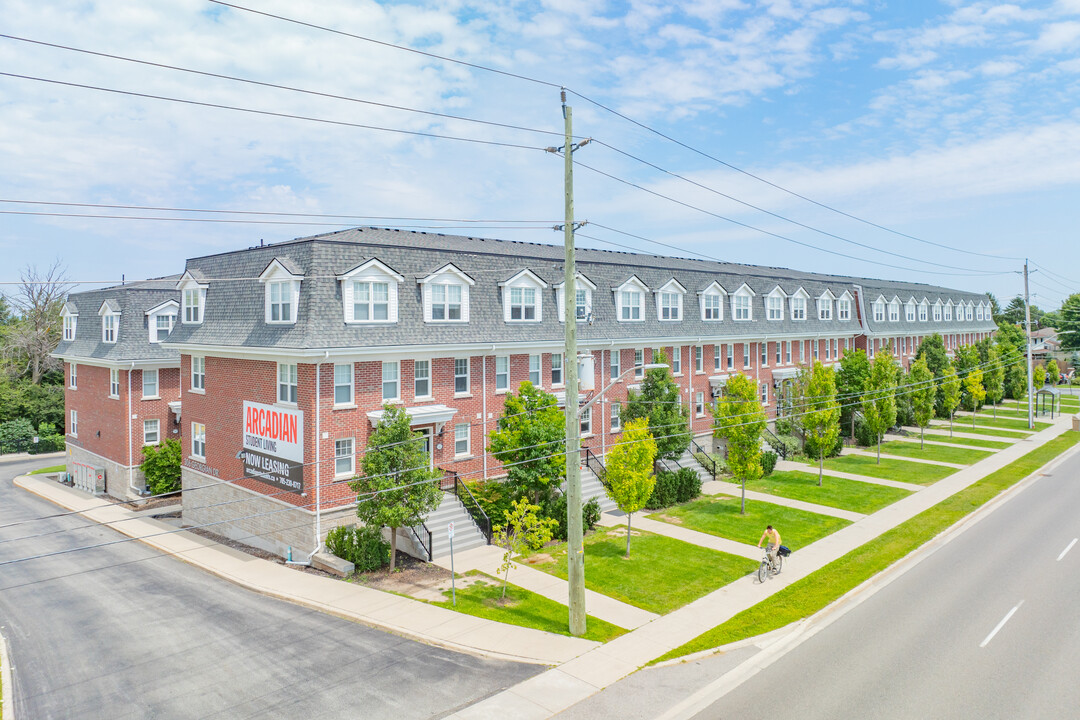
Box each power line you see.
[1030,261,1080,288]
[0,33,567,140]
[0,72,548,153]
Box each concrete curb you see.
[0,451,65,465]
[0,627,14,720]
[12,475,591,668]
[653,431,1080,719]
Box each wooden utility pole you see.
[1024,259,1034,430]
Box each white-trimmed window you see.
[610,401,621,431]
[761,383,769,405]
[109,368,120,398]
[278,363,298,404]
[672,346,682,374]
[414,360,430,399]
[634,349,644,378]
[529,354,541,386]
[191,356,205,392]
[976,304,983,322]
[933,303,942,322]
[696,391,705,417]
[142,369,158,398]
[352,281,390,322]
[813,340,820,361]
[192,422,206,459]
[819,298,833,320]
[334,364,353,405]
[825,339,831,361]
[945,303,953,321]
[919,302,929,322]
[183,288,203,324]
[743,342,751,369]
[102,313,118,344]
[656,280,686,322]
[154,313,176,342]
[454,423,470,456]
[63,311,77,341]
[382,361,399,401]
[873,300,885,322]
[966,304,974,321]
[775,342,782,366]
[785,341,792,364]
[70,362,78,389]
[791,296,807,321]
[143,419,160,446]
[495,356,509,392]
[335,438,354,476]
[268,280,294,323]
[70,409,78,437]
[767,295,783,320]
[551,354,563,386]
[838,297,851,321]
[703,293,722,320]
[714,344,722,371]
[432,283,463,321]
[509,286,538,321]
[727,344,734,369]
[889,301,900,322]
[694,345,703,373]
[454,358,470,394]
[574,288,588,320]
[557,274,596,323]
[580,407,591,436]
[906,301,916,322]
[620,290,642,321]
[760,342,768,367]
[869,339,876,358]
[340,259,403,324]
[610,350,621,380]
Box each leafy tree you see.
[861,351,898,463]
[962,368,986,429]
[914,334,949,417]
[493,497,558,600]
[983,344,1005,417]
[1059,294,1080,352]
[940,366,962,438]
[987,292,1003,324]
[350,405,442,571]
[141,439,182,495]
[836,349,871,439]
[802,361,840,486]
[1034,364,1046,387]
[1047,358,1060,385]
[909,357,935,449]
[994,322,1025,353]
[713,372,765,514]
[622,351,691,469]
[2,260,72,384]
[1002,345,1027,401]
[1002,295,1031,326]
[604,418,657,557]
[487,381,565,506]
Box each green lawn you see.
[747,470,912,515]
[919,433,1013,450]
[927,423,1030,440]
[952,414,1049,431]
[656,430,1080,663]
[824,453,957,484]
[651,495,850,547]
[525,528,757,614]
[430,573,626,642]
[28,464,65,475]
[876,441,992,465]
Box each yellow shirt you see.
[763,529,781,547]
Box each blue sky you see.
[2,0,1078,308]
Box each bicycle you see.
[758,546,783,583]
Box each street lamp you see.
[564,360,666,636]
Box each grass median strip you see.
[525,528,758,615]
[28,464,65,475]
[953,415,1050,432]
[654,430,1080,664]
[430,572,626,643]
[929,424,1031,440]
[918,434,1013,451]
[746,471,912,515]
[824,454,956,484]
[650,495,851,547]
[876,441,992,465]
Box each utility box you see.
[73,463,106,494]
[1073,414,1079,432]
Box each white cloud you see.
[1032,20,1080,52]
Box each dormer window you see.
[976,304,984,322]
[500,269,546,323]
[919,301,929,322]
[818,299,832,320]
[933,302,942,322]
[873,299,885,322]
[555,273,595,323]
[838,293,852,321]
[259,258,302,326]
[767,294,784,321]
[906,301,916,322]
[177,271,208,325]
[944,302,953,321]
[339,259,403,324]
[421,263,474,323]
[889,300,900,322]
[62,303,78,341]
[656,279,686,322]
[699,283,726,321]
[789,288,809,321]
[965,303,973,322]
[145,300,180,343]
[98,300,120,344]
[615,276,648,322]
[733,283,755,321]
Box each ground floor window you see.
[335,438,354,476]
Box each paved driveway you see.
[0,457,539,719]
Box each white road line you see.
[1057,538,1077,562]
[980,601,1023,648]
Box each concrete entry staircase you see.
[659,448,716,485]
[423,492,488,560]
[580,463,617,513]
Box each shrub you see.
[854,416,877,447]
[760,451,778,476]
[0,418,34,452]
[28,434,65,454]
[804,431,842,460]
[326,525,390,572]
[140,439,182,495]
[895,392,915,428]
[583,497,601,533]
[774,418,795,435]
[465,479,515,528]
[645,468,701,509]
[772,433,802,459]
[543,493,604,540]
[674,467,702,503]
[37,421,57,436]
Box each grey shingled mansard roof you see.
[162,228,996,353]
[53,277,182,363]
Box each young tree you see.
[487,381,565,506]
[983,344,1005,418]
[713,372,765,514]
[940,366,962,438]
[861,349,898,463]
[351,405,443,571]
[962,367,986,429]
[1002,345,1027,402]
[836,349,871,439]
[1047,358,1060,385]
[914,334,949,417]
[909,357,935,449]
[622,351,691,471]
[1060,293,1080,352]
[1033,364,1046,388]
[141,439,182,495]
[2,261,72,384]
[604,418,657,557]
[802,361,840,486]
[493,497,558,600]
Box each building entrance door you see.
[417,427,434,469]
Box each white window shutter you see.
[422,283,432,322]
[461,285,470,323]
[291,281,300,323]
[388,280,398,322]
[503,286,511,323]
[342,280,353,322]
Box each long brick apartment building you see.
[54,228,996,558]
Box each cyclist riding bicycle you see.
[758,525,781,566]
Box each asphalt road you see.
[0,456,539,719]
[696,444,1080,719]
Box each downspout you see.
[482,350,489,480]
[600,349,606,456]
[128,362,137,496]
[315,351,326,553]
